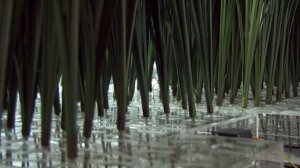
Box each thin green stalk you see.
[133,0,151,117]
[191,39,203,103]
[242,0,264,108]
[173,44,188,109]
[178,0,196,117]
[40,0,60,146]
[229,4,242,104]
[61,83,66,130]
[146,0,172,114]
[284,27,292,99]
[102,50,112,110]
[0,0,13,129]
[191,0,217,114]
[17,0,41,138]
[127,60,137,103]
[2,0,22,129]
[290,18,299,97]
[217,0,234,106]
[95,1,119,112]
[81,0,97,139]
[171,56,178,97]
[52,0,81,158]
[96,73,104,117]
[67,0,81,158]
[110,1,127,131]
[6,65,18,129]
[77,52,85,113]
[276,0,298,101]
[126,0,138,105]
[171,0,196,117]
[254,0,274,106]
[54,84,61,115]
[266,0,285,104]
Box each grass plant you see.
[0,0,299,159]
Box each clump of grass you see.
[241,0,264,108]
[216,0,234,106]
[191,0,219,114]
[1,0,300,159]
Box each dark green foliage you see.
[0,0,300,159]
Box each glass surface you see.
[0,85,290,167]
[253,96,300,165]
[0,117,283,168]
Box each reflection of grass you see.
[259,114,269,139]
[258,113,300,146]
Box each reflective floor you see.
[1,85,299,167]
[0,111,283,168]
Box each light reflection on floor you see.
[2,86,300,167]
[0,101,281,168]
